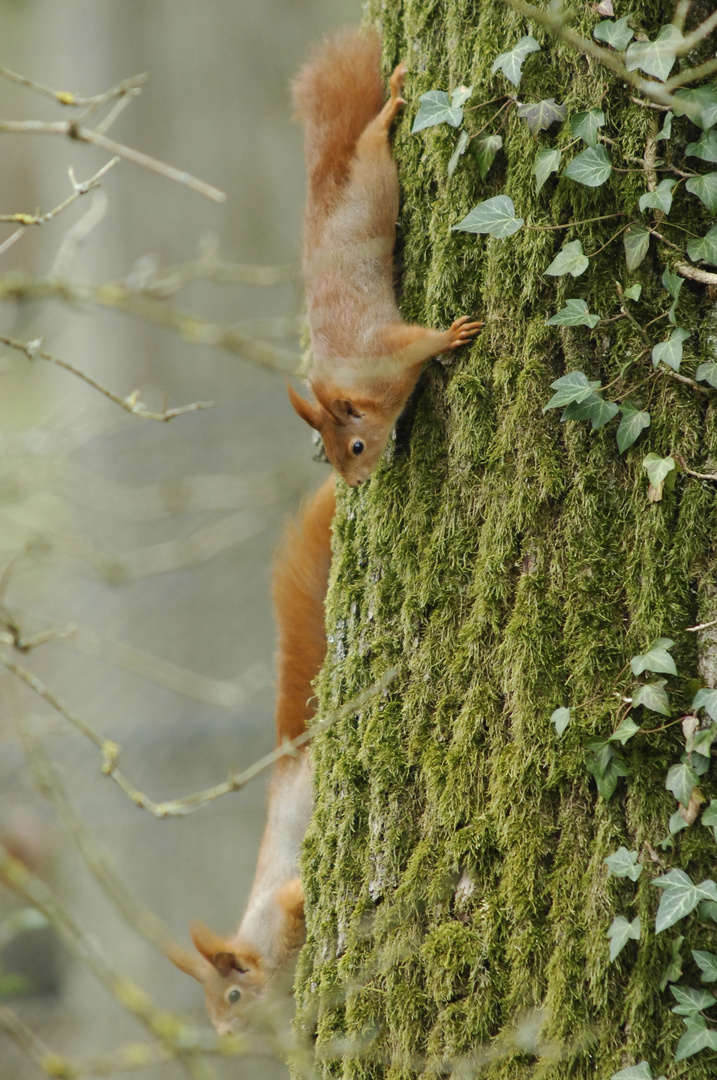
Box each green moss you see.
[294,1,717,1076]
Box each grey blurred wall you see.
[0,1,360,1076]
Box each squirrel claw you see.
[447,316,484,348]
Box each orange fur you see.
[168,477,335,1033]
[289,28,483,486]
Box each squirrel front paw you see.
[389,62,407,105]
[447,315,484,349]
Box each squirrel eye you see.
[352,440,364,456]
[227,988,241,1005]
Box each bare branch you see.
[674,452,717,481]
[0,654,398,817]
[686,617,717,632]
[0,334,214,421]
[0,67,149,108]
[0,157,119,226]
[676,262,717,286]
[0,117,225,203]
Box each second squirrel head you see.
[288,383,390,486]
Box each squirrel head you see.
[166,922,265,1035]
[288,383,389,487]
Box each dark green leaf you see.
[546,298,600,328]
[692,724,717,758]
[534,147,561,193]
[630,637,677,677]
[563,145,612,187]
[472,134,502,181]
[447,130,470,177]
[617,404,650,453]
[693,950,717,983]
[452,195,524,237]
[607,914,641,960]
[625,24,682,82]
[686,130,717,163]
[674,86,717,131]
[491,36,541,87]
[632,678,671,716]
[695,361,717,388]
[669,808,689,835]
[685,173,717,213]
[516,99,566,134]
[670,984,716,1015]
[586,397,620,429]
[666,761,699,807]
[624,225,650,270]
[687,224,717,266]
[652,328,690,371]
[561,392,603,421]
[656,111,673,141]
[546,239,589,277]
[412,90,463,133]
[675,1013,717,1060]
[694,688,717,722]
[543,371,600,411]
[639,179,676,214]
[661,934,684,990]
[605,846,642,880]
[609,716,640,744]
[653,870,717,933]
[570,107,605,147]
[594,16,634,52]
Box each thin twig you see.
[0,67,149,107]
[686,618,717,633]
[0,117,225,203]
[674,452,717,481]
[0,157,119,226]
[0,334,214,421]
[0,654,398,817]
[0,227,24,256]
[526,212,625,232]
[675,262,717,286]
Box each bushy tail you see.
[292,28,384,217]
[272,475,335,743]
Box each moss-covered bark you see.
[294,2,717,1076]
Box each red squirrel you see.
[288,28,482,487]
[167,476,335,1033]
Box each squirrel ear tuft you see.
[164,939,211,983]
[287,382,323,430]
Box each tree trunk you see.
[295,1,717,1076]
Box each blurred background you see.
[0,0,359,1076]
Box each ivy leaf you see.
[642,454,676,502]
[630,637,677,677]
[594,16,634,52]
[546,298,600,328]
[652,328,690,371]
[632,679,671,716]
[607,915,641,960]
[587,745,628,799]
[666,761,699,807]
[412,90,464,132]
[563,145,612,187]
[491,36,541,87]
[692,724,717,757]
[652,869,717,933]
[543,371,600,411]
[670,984,716,1015]
[451,84,473,110]
[452,195,524,237]
[447,130,470,177]
[617,403,650,453]
[605,846,642,881]
[675,1013,717,1061]
[693,949,717,983]
[561,392,603,421]
[585,397,619,429]
[473,134,502,181]
[674,86,717,131]
[625,24,682,82]
[656,111,673,141]
[624,225,650,270]
[516,98,566,134]
[700,900,717,923]
[623,283,642,301]
[611,1066,653,1080]
[669,808,689,835]
[609,716,641,744]
[695,361,717,389]
[685,173,717,213]
[693,688,717,722]
[687,224,717,266]
[550,706,571,735]
[686,130,717,164]
[702,801,717,843]
[639,179,677,215]
[570,107,606,147]
[661,934,685,989]
[546,239,589,277]
[534,147,561,193]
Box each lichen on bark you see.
[294,2,717,1076]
